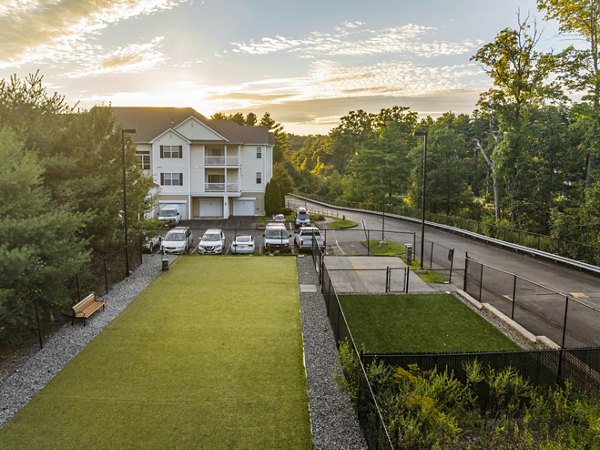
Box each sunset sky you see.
[0,0,570,134]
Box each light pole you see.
[381,202,391,241]
[414,130,428,269]
[121,128,136,277]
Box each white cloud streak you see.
[230,22,482,58]
[0,0,189,68]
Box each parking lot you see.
[149,217,308,255]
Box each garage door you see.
[199,199,223,217]
[159,202,188,220]
[233,199,255,216]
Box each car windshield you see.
[301,229,320,236]
[266,229,288,239]
[203,233,221,241]
[160,210,178,217]
[237,236,252,243]
[165,232,185,241]
[297,213,309,218]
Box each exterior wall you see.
[175,118,224,140]
[190,144,204,194]
[240,144,269,192]
[152,132,190,195]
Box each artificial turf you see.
[340,293,520,353]
[0,257,312,449]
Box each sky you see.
[0,0,572,135]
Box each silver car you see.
[197,229,226,254]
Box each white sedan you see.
[230,235,255,254]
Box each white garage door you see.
[233,199,255,216]
[199,199,223,217]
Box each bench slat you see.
[72,292,105,325]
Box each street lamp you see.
[414,130,428,269]
[121,128,136,277]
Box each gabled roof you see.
[107,106,274,145]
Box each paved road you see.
[288,198,600,348]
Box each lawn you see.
[0,257,312,449]
[340,293,520,353]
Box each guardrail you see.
[289,194,600,277]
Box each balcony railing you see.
[205,182,240,192]
[204,156,239,166]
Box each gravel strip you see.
[1,253,367,449]
[297,255,367,450]
[0,253,175,428]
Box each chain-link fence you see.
[464,255,600,349]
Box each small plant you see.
[334,339,361,407]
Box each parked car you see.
[161,226,193,254]
[143,235,162,253]
[230,235,255,254]
[197,229,226,254]
[158,208,181,226]
[294,207,311,228]
[271,213,286,223]
[294,226,324,251]
[264,223,291,252]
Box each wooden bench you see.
[72,292,105,326]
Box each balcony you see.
[205,182,240,192]
[204,156,239,166]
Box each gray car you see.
[294,207,311,228]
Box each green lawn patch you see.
[340,293,520,353]
[328,218,358,229]
[365,240,446,283]
[0,257,312,449]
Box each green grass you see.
[0,257,312,449]
[328,218,358,229]
[340,293,520,353]
[365,240,446,283]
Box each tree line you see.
[241,1,600,258]
[0,72,154,344]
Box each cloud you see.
[204,59,485,109]
[230,22,482,58]
[64,37,166,78]
[0,0,189,68]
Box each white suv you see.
[197,229,226,254]
[161,227,193,254]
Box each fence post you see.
[413,232,416,256]
[479,264,484,302]
[560,296,570,349]
[103,259,109,295]
[34,300,43,349]
[463,253,469,290]
[429,241,434,269]
[405,267,410,293]
[385,267,390,293]
[511,275,517,320]
[367,230,371,256]
[448,249,454,284]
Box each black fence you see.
[291,193,600,266]
[362,347,600,399]
[317,227,457,284]
[0,240,143,352]
[464,254,600,349]
[322,264,394,449]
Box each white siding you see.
[190,144,204,193]
[152,133,189,194]
[174,117,225,141]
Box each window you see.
[160,145,183,158]
[256,172,262,184]
[160,173,183,186]
[256,146,262,159]
[207,174,225,183]
[137,151,150,170]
